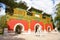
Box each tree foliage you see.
[0,16,7,28]
[55,3,60,31]
[0,0,19,14]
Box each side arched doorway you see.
[14,23,24,34]
[45,23,53,32]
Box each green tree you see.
[55,3,60,31]
[0,16,7,28]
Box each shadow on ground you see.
[0,35,25,40]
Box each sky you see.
[0,3,6,16]
[14,0,60,14]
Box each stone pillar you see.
[4,28,8,35]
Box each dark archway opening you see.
[47,26,51,32]
[15,25,22,34]
[35,25,39,33]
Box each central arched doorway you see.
[14,23,24,34]
[47,26,51,32]
[34,23,42,33]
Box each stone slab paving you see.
[0,32,60,40]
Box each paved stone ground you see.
[0,32,60,40]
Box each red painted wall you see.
[7,19,53,32]
[7,19,28,31]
